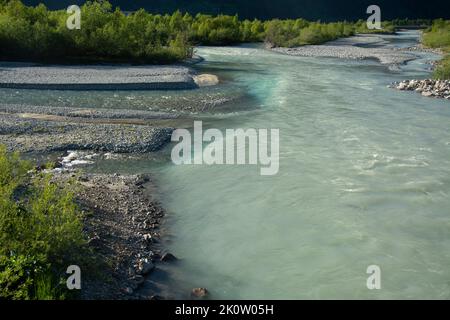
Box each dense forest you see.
[23,0,450,21]
[0,0,399,63]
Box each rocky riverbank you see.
[390,79,450,99]
[0,112,174,153]
[0,62,221,90]
[270,34,417,66]
[0,60,226,299]
[52,171,175,299]
[403,43,443,55]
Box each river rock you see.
[131,275,145,286]
[143,233,153,243]
[122,287,134,295]
[193,74,219,87]
[391,79,450,99]
[160,252,178,262]
[135,175,150,186]
[191,288,209,298]
[137,258,154,275]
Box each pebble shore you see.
[0,112,174,153]
[52,171,174,299]
[0,64,199,90]
[271,34,417,65]
[390,79,450,99]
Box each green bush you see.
[353,19,396,34]
[433,55,450,80]
[422,19,450,80]
[422,19,450,49]
[264,20,356,47]
[0,145,86,300]
[0,0,193,63]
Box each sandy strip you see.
[0,64,199,90]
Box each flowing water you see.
[153,31,450,299]
[4,31,450,299]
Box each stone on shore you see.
[391,79,450,99]
[137,258,155,275]
[193,74,219,87]
[160,252,178,262]
[191,288,209,298]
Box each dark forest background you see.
[22,0,450,21]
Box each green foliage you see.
[190,13,242,45]
[353,19,396,34]
[422,19,450,49]
[0,254,46,299]
[0,0,193,63]
[433,55,450,80]
[0,1,444,63]
[0,145,86,300]
[391,18,432,27]
[423,19,450,80]
[264,19,356,47]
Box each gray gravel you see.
[52,172,168,299]
[0,64,198,90]
[271,34,417,65]
[391,79,450,99]
[0,103,178,120]
[0,113,173,153]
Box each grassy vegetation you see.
[433,56,450,80]
[0,145,87,299]
[422,19,450,80]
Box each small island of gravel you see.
[270,34,417,66]
[0,63,214,90]
[0,60,225,155]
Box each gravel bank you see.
[0,64,199,90]
[0,112,173,153]
[390,79,450,99]
[0,103,178,120]
[271,34,417,65]
[52,172,172,299]
[403,44,443,55]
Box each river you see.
[4,30,450,299]
[153,31,450,299]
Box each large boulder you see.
[193,74,219,87]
